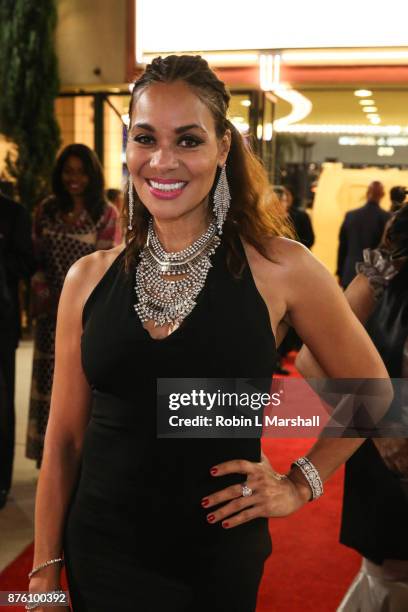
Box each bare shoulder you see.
[63,244,125,308]
[243,235,325,279]
[239,236,317,334]
[242,235,341,321]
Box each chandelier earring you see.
[128,178,134,231]
[213,163,231,234]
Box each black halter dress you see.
[63,235,277,612]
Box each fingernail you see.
[210,468,218,475]
[222,521,229,528]
[207,514,215,523]
[201,498,209,507]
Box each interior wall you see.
[55,97,94,151]
[56,0,127,86]
[312,163,408,273]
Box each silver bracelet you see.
[28,557,64,579]
[292,456,323,500]
[25,590,62,611]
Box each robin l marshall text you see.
[168,415,320,427]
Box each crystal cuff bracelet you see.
[292,456,323,501]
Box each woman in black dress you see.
[298,206,408,610]
[28,56,389,612]
[338,207,408,610]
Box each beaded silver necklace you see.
[134,218,221,330]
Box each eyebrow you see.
[132,122,206,134]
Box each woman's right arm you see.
[28,252,107,597]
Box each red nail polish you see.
[222,521,229,528]
[210,468,218,475]
[207,514,215,522]
[201,498,209,507]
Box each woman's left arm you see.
[284,244,391,482]
[203,242,392,527]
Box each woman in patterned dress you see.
[26,144,120,466]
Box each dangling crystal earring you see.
[213,163,231,234]
[128,178,134,231]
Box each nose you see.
[149,147,179,173]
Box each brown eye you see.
[132,134,155,145]
[178,135,203,148]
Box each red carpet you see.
[258,438,360,611]
[256,352,361,610]
[0,547,68,611]
[0,454,360,612]
[0,355,360,611]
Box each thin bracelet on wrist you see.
[291,456,323,501]
[28,557,64,580]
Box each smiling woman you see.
[25,143,120,467]
[127,86,223,219]
[28,56,391,612]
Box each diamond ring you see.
[241,483,253,497]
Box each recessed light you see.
[369,117,381,124]
[354,89,373,97]
[240,100,251,107]
[362,106,378,113]
[359,100,375,106]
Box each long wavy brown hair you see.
[124,55,293,275]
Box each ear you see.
[217,129,231,167]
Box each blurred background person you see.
[389,185,407,213]
[106,188,125,243]
[298,205,408,611]
[337,180,390,289]
[273,185,313,374]
[283,186,315,249]
[0,190,35,509]
[25,144,120,467]
[337,203,408,611]
[106,187,124,214]
[273,185,315,249]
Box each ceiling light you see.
[282,50,408,65]
[264,123,273,141]
[259,53,281,91]
[141,51,259,67]
[359,100,375,106]
[273,86,313,129]
[230,117,249,133]
[354,89,373,97]
[275,124,402,135]
[369,117,382,124]
[362,106,378,113]
[240,100,251,107]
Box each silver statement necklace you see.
[134,218,221,330]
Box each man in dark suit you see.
[337,181,390,289]
[284,186,315,249]
[0,191,35,509]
